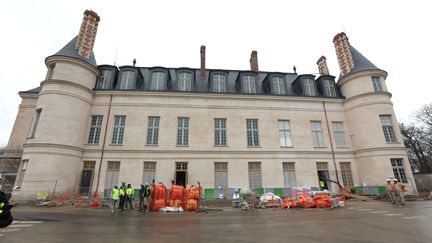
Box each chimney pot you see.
[316,56,330,76]
[333,32,354,76]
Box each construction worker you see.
[139,183,151,212]
[111,186,119,212]
[393,179,405,205]
[126,184,134,210]
[0,191,13,228]
[119,182,126,211]
[144,183,151,212]
[319,180,325,190]
[139,184,145,211]
[385,178,396,203]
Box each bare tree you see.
[400,103,432,173]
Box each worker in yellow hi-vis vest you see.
[125,184,134,210]
[111,186,120,212]
[0,191,13,228]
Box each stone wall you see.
[414,174,432,192]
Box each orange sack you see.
[151,184,167,211]
[186,185,201,200]
[185,199,199,211]
[297,195,315,208]
[168,199,183,207]
[170,184,185,201]
[282,198,297,208]
[313,195,331,208]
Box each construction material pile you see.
[153,183,202,212]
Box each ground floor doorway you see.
[175,162,188,186]
[79,161,95,194]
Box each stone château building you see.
[1,10,416,199]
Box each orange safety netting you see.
[313,195,331,208]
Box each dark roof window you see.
[151,71,167,91]
[96,69,113,89]
[242,74,257,94]
[322,79,337,97]
[211,73,227,93]
[178,71,193,92]
[302,78,317,96]
[118,70,136,90]
[271,76,286,95]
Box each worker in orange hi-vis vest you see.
[393,179,406,205]
[385,179,396,204]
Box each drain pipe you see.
[94,94,113,198]
[322,101,342,192]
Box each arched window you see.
[271,76,285,95]
[212,74,226,92]
[119,71,135,90]
[242,75,256,94]
[151,71,166,91]
[178,72,192,91]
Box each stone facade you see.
[3,10,417,199]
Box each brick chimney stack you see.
[200,45,206,80]
[316,56,330,76]
[250,50,259,73]
[75,10,100,59]
[333,32,354,76]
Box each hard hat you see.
[393,178,398,182]
[386,179,391,182]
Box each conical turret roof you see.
[340,45,384,78]
[50,36,97,67]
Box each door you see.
[80,170,93,194]
[317,171,331,191]
[175,162,188,186]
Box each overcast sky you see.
[1,0,431,146]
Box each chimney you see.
[75,10,100,59]
[250,50,259,73]
[333,32,354,76]
[200,45,206,80]
[316,56,330,76]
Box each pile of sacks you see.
[185,185,201,211]
[282,193,345,209]
[150,183,202,212]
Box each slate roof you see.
[48,36,97,67]
[19,86,41,94]
[340,45,384,79]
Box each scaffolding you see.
[0,146,23,197]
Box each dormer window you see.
[178,72,192,91]
[212,74,226,92]
[96,70,113,89]
[151,71,166,91]
[119,71,135,90]
[303,79,316,96]
[242,75,256,94]
[322,79,336,97]
[271,76,285,95]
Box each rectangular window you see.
[380,115,397,142]
[332,122,347,147]
[119,71,135,89]
[151,71,166,91]
[391,159,408,183]
[212,74,226,92]
[88,115,103,144]
[111,116,126,144]
[283,162,296,188]
[246,119,259,147]
[46,64,55,80]
[146,116,160,145]
[340,162,354,187]
[311,121,325,147]
[271,76,286,95]
[214,162,228,189]
[177,117,189,146]
[278,120,292,147]
[104,161,120,197]
[16,160,29,188]
[178,72,192,91]
[323,79,337,97]
[28,108,42,138]
[143,162,157,185]
[242,75,256,94]
[372,76,383,92]
[214,118,227,146]
[248,162,262,189]
[303,79,316,96]
[96,70,113,89]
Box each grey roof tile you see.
[50,36,97,67]
[340,45,384,78]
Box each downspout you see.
[94,94,113,198]
[322,101,342,192]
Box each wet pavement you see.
[2,200,432,242]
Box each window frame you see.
[282,162,297,188]
[143,161,157,185]
[119,70,136,90]
[379,115,397,142]
[391,159,408,183]
[151,71,167,91]
[278,120,293,147]
[111,115,126,145]
[211,73,227,93]
[87,115,103,144]
[302,78,317,96]
[270,76,286,95]
[332,121,347,147]
[323,79,337,97]
[242,74,257,94]
[146,116,160,145]
[27,108,42,139]
[96,69,113,89]
[311,121,325,147]
[214,118,227,146]
[246,119,260,147]
[177,71,193,92]
[214,162,228,189]
[340,162,354,187]
[177,117,190,146]
[372,76,383,92]
[248,162,262,189]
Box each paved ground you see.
[1,200,432,242]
